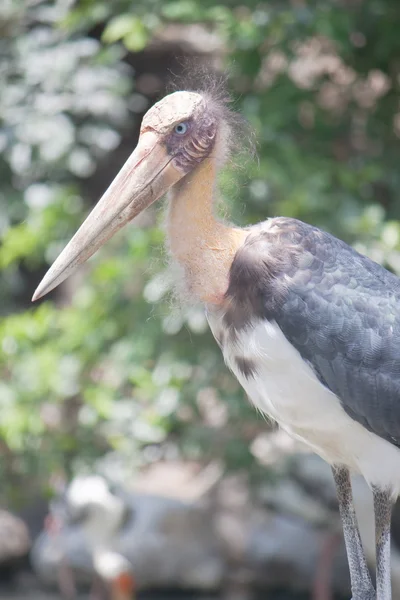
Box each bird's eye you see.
[174,122,188,135]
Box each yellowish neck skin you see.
[166,158,246,305]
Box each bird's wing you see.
[226,217,400,447]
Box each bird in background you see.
[33,74,400,600]
[63,475,135,600]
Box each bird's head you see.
[61,475,127,545]
[32,89,229,301]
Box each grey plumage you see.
[226,217,400,447]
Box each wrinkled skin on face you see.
[141,91,218,174]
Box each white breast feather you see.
[207,313,400,496]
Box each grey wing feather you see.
[227,218,400,447]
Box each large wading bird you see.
[64,476,135,600]
[33,85,400,600]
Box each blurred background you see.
[1,0,400,598]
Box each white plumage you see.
[208,311,400,499]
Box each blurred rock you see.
[245,510,349,596]
[213,474,350,597]
[289,453,338,508]
[0,510,31,565]
[0,509,31,587]
[258,476,333,527]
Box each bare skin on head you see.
[32,90,247,305]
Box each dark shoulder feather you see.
[226,217,400,447]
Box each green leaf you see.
[123,26,148,52]
[102,14,148,51]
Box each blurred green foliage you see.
[1,0,400,503]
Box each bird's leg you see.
[90,574,107,600]
[332,466,375,600]
[373,487,393,600]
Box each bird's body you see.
[167,145,400,497]
[33,83,400,600]
[207,217,400,497]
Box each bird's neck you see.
[166,158,246,304]
[84,498,125,548]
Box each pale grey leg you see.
[332,466,375,600]
[373,487,393,600]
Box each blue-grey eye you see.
[174,122,188,135]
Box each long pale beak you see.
[32,131,181,301]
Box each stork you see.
[32,85,400,600]
[65,476,135,600]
